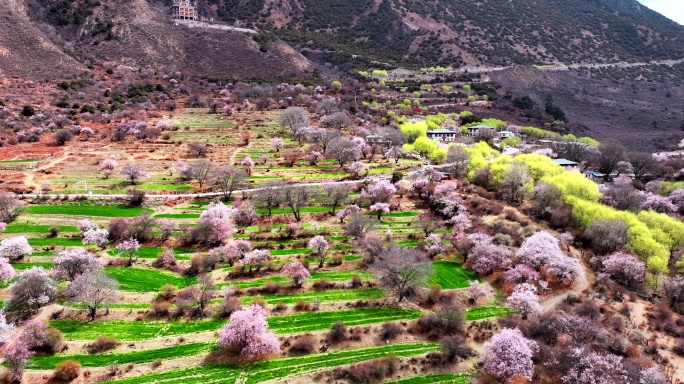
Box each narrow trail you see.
[542,246,592,311]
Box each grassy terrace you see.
[104,268,198,292]
[219,271,373,289]
[26,343,213,369]
[4,224,78,234]
[107,343,440,384]
[465,306,516,321]
[241,288,385,305]
[107,247,194,260]
[427,261,479,289]
[50,307,420,341]
[27,237,83,247]
[25,205,152,217]
[386,374,471,384]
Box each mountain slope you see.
[2,0,311,79]
[200,0,684,67]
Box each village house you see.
[467,124,495,137]
[498,130,517,139]
[426,129,457,142]
[172,0,197,20]
[552,158,579,171]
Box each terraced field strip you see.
[385,373,471,383]
[25,205,152,217]
[268,307,422,334]
[220,271,372,289]
[28,237,84,247]
[107,342,440,384]
[4,224,78,234]
[107,247,194,260]
[254,207,332,215]
[104,268,198,292]
[26,343,214,369]
[242,288,385,305]
[50,320,225,341]
[427,261,480,289]
[465,306,516,320]
[14,262,54,271]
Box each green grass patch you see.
[427,261,479,289]
[385,373,471,384]
[268,307,421,334]
[28,237,83,247]
[465,306,516,321]
[104,268,198,292]
[26,343,213,369]
[221,271,372,289]
[254,207,332,215]
[107,247,194,260]
[107,342,439,384]
[154,213,201,219]
[13,262,54,271]
[270,248,312,256]
[4,224,78,234]
[25,205,152,217]
[49,320,225,341]
[242,288,384,305]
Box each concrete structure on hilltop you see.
[172,0,197,20]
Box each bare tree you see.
[316,98,339,115]
[345,215,378,239]
[326,137,360,167]
[592,142,626,181]
[371,245,435,301]
[252,180,285,216]
[279,107,310,134]
[190,160,215,192]
[629,152,660,180]
[499,162,530,204]
[176,275,216,316]
[324,184,349,213]
[66,271,119,321]
[446,146,471,178]
[282,185,313,222]
[418,213,440,235]
[552,141,593,163]
[308,128,340,152]
[187,142,209,158]
[322,112,352,130]
[53,130,73,146]
[212,167,247,201]
[374,127,407,150]
[0,194,24,223]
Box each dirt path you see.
[542,246,592,311]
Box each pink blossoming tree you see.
[281,260,310,287]
[506,283,542,319]
[116,238,140,266]
[308,235,330,268]
[82,228,109,249]
[0,257,15,283]
[602,251,645,289]
[199,203,236,245]
[218,304,280,360]
[0,236,32,261]
[481,328,538,381]
[54,248,103,281]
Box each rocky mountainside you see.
[0,0,311,79]
[198,0,684,67]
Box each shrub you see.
[42,328,65,353]
[289,333,316,355]
[380,322,402,341]
[53,360,81,382]
[53,360,81,381]
[312,278,334,291]
[150,301,170,317]
[49,226,60,237]
[87,335,119,354]
[157,284,177,301]
[217,297,242,318]
[328,322,348,343]
[126,189,146,207]
[346,357,398,383]
[54,130,73,146]
[674,339,684,356]
[294,300,312,312]
[441,334,472,362]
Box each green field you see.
[221,270,372,289]
[385,374,471,384]
[268,307,421,334]
[104,268,198,292]
[107,247,194,260]
[107,342,440,384]
[14,262,54,271]
[26,343,213,369]
[26,205,152,217]
[427,261,479,289]
[50,320,225,341]
[465,306,516,321]
[4,224,79,234]
[242,288,385,305]
[27,237,83,247]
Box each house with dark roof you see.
[467,124,495,136]
[553,158,579,171]
[426,129,457,142]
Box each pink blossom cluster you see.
[281,260,310,287]
[218,304,280,359]
[423,233,445,257]
[199,203,236,244]
[480,328,538,380]
[0,236,32,261]
[308,235,329,256]
[506,283,542,318]
[83,228,109,248]
[54,248,103,281]
[361,180,396,204]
